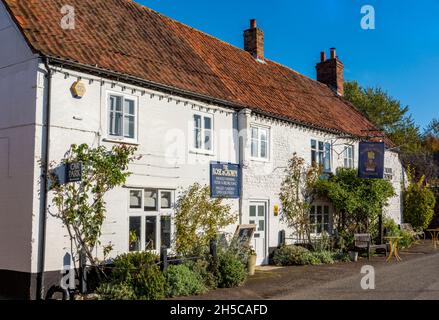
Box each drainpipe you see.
[36,57,53,300]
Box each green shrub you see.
[165,264,206,297]
[313,250,335,264]
[184,259,218,289]
[332,251,351,262]
[96,282,136,300]
[217,251,247,288]
[273,245,310,266]
[302,252,321,265]
[111,252,166,300]
[403,173,436,229]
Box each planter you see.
[348,251,358,262]
[248,254,257,276]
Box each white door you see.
[249,202,268,265]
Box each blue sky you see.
[139,0,438,130]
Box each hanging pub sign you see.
[358,142,385,179]
[210,162,240,199]
[65,161,83,183]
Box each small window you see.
[251,126,269,160]
[108,95,136,139]
[129,216,141,252]
[128,189,175,252]
[310,205,330,235]
[144,189,158,211]
[129,190,142,209]
[343,145,354,168]
[160,191,172,209]
[193,114,213,152]
[311,139,331,172]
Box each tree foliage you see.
[344,81,422,154]
[174,183,237,255]
[49,143,137,268]
[403,167,436,229]
[279,153,321,246]
[315,168,395,235]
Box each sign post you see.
[210,162,240,199]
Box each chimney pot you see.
[316,48,344,96]
[244,19,264,61]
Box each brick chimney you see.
[244,19,264,61]
[316,48,344,96]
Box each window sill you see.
[103,137,140,146]
[250,158,270,163]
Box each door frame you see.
[249,199,269,265]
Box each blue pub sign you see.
[65,161,83,183]
[210,162,240,199]
[358,142,385,179]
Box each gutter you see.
[36,57,53,300]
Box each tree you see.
[49,143,137,271]
[315,168,395,236]
[174,183,237,255]
[279,153,321,247]
[344,81,422,154]
[403,167,436,229]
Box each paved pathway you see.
[184,240,439,300]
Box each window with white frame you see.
[108,94,136,139]
[310,204,330,235]
[384,168,393,181]
[343,145,354,168]
[128,188,174,252]
[311,139,331,172]
[193,114,213,152]
[251,125,269,160]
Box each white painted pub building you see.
[0,0,404,299]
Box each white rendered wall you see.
[0,2,39,273]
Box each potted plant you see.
[247,248,257,276]
[341,232,358,262]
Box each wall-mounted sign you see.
[358,142,385,179]
[274,204,279,217]
[71,80,86,98]
[65,162,83,183]
[210,162,240,198]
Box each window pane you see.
[124,115,135,138]
[129,190,142,209]
[251,127,258,140]
[161,191,172,209]
[145,216,157,250]
[311,139,317,149]
[251,139,258,158]
[124,99,135,115]
[144,189,157,211]
[318,141,324,151]
[194,115,202,149]
[258,220,265,231]
[324,143,331,171]
[249,220,255,225]
[260,141,267,158]
[317,206,322,215]
[204,129,212,151]
[110,96,122,111]
[258,206,265,217]
[161,216,171,249]
[260,129,267,142]
[204,117,212,130]
[249,206,256,217]
[311,150,317,164]
[129,216,141,252]
[324,206,329,215]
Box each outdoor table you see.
[427,229,439,249]
[384,236,402,262]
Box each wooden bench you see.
[354,233,388,260]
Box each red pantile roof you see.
[3,0,389,142]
